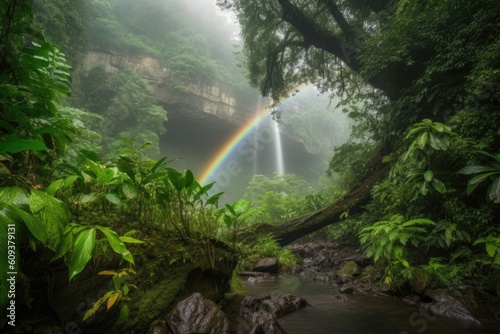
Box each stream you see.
[242,274,499,334]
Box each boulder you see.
[253,258,280,274]
[337,261,360,278]
[165,292,234,334]
[420,290,480,324]
[339,283,354,294]
[249,319,288,334]
[240,294,309,326]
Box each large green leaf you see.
[459,165,498,175]
[3,204,46,244]
[96,226,134,264]
[0,139,48,154]
[52,227,74,262]
[29,190,70,251]
[105,193,122,205]
[0,187,29,209]
[489,178,500,203]
[69,228,96,281]
[121,183,138,199]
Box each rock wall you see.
[81,51,253,121]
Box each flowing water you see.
[242,275,499,334]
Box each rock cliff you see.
[81,51,258,126]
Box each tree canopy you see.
[219,0,500,140]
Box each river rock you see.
[418,290,480,324]
[241,294,309,320]
[339,282,354,294]
[240,271,272,278]
[337,261,360,278]
[253,258,280,274]
[249,319,288,334]
[165,292,234,334]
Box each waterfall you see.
[273,120,285,175]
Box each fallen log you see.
[243,164,389,246]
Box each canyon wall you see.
[81,51,256,123]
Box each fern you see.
[359,215,435,262]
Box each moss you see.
[113,262,194,332]
[338,261,360,278]
[228,270,246,296]
[411,267,431,294]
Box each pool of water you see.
[242,275,499,334]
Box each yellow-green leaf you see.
[107,292,120,310]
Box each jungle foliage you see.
[0,1,265,328]
[221,0,500,293]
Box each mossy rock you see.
[411,267,430,294]
[338,261,360,278]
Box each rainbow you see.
[199,108,270,184]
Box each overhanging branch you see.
[276,0,361,72]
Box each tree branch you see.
[276,0,361,72]
[319,0,356,40]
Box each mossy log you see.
[245,165,389,246]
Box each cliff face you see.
[81,51,257,125]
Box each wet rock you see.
[424,289,456,303]
[165,292,234,334]
[421,298,480,324]
[313,274,330,282]
[240,271,272,278]
[242,294,309,319]
[339,282,354,294]
[311,252,328,266]
[253,258,280,274]
[148,320,168,334]
[337,254,372,268]
[250,319,288,334]
[419,290,480,324]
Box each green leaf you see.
[96,226,134,265]
[52,228,74,262]
[80,193,97,203]
[431,179,446,194]
[485,243,497,258]
[105,193,122,205]
[10,205,47,244]
[142,172,166,183]
[46,179,64,196]
[206,192,224,207]
[0,139,48,154]
[423,170,434,182]
[120,304,130,321]
[119,236,145,244]
[225,204,236,216]
[151,156,170,172]
[469,172,499,186]
[29,190,70,251]
[184,170,194,188]
[121,183,138,199]
[489,177,500,203]
[0,187,29,208]
[78,150,102,163]
[419,182,428,196]
[416,132,429,150]
[69,228,96,281]
[459,164,498,175]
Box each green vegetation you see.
[2,0,500,331]
[223,0,500,294]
